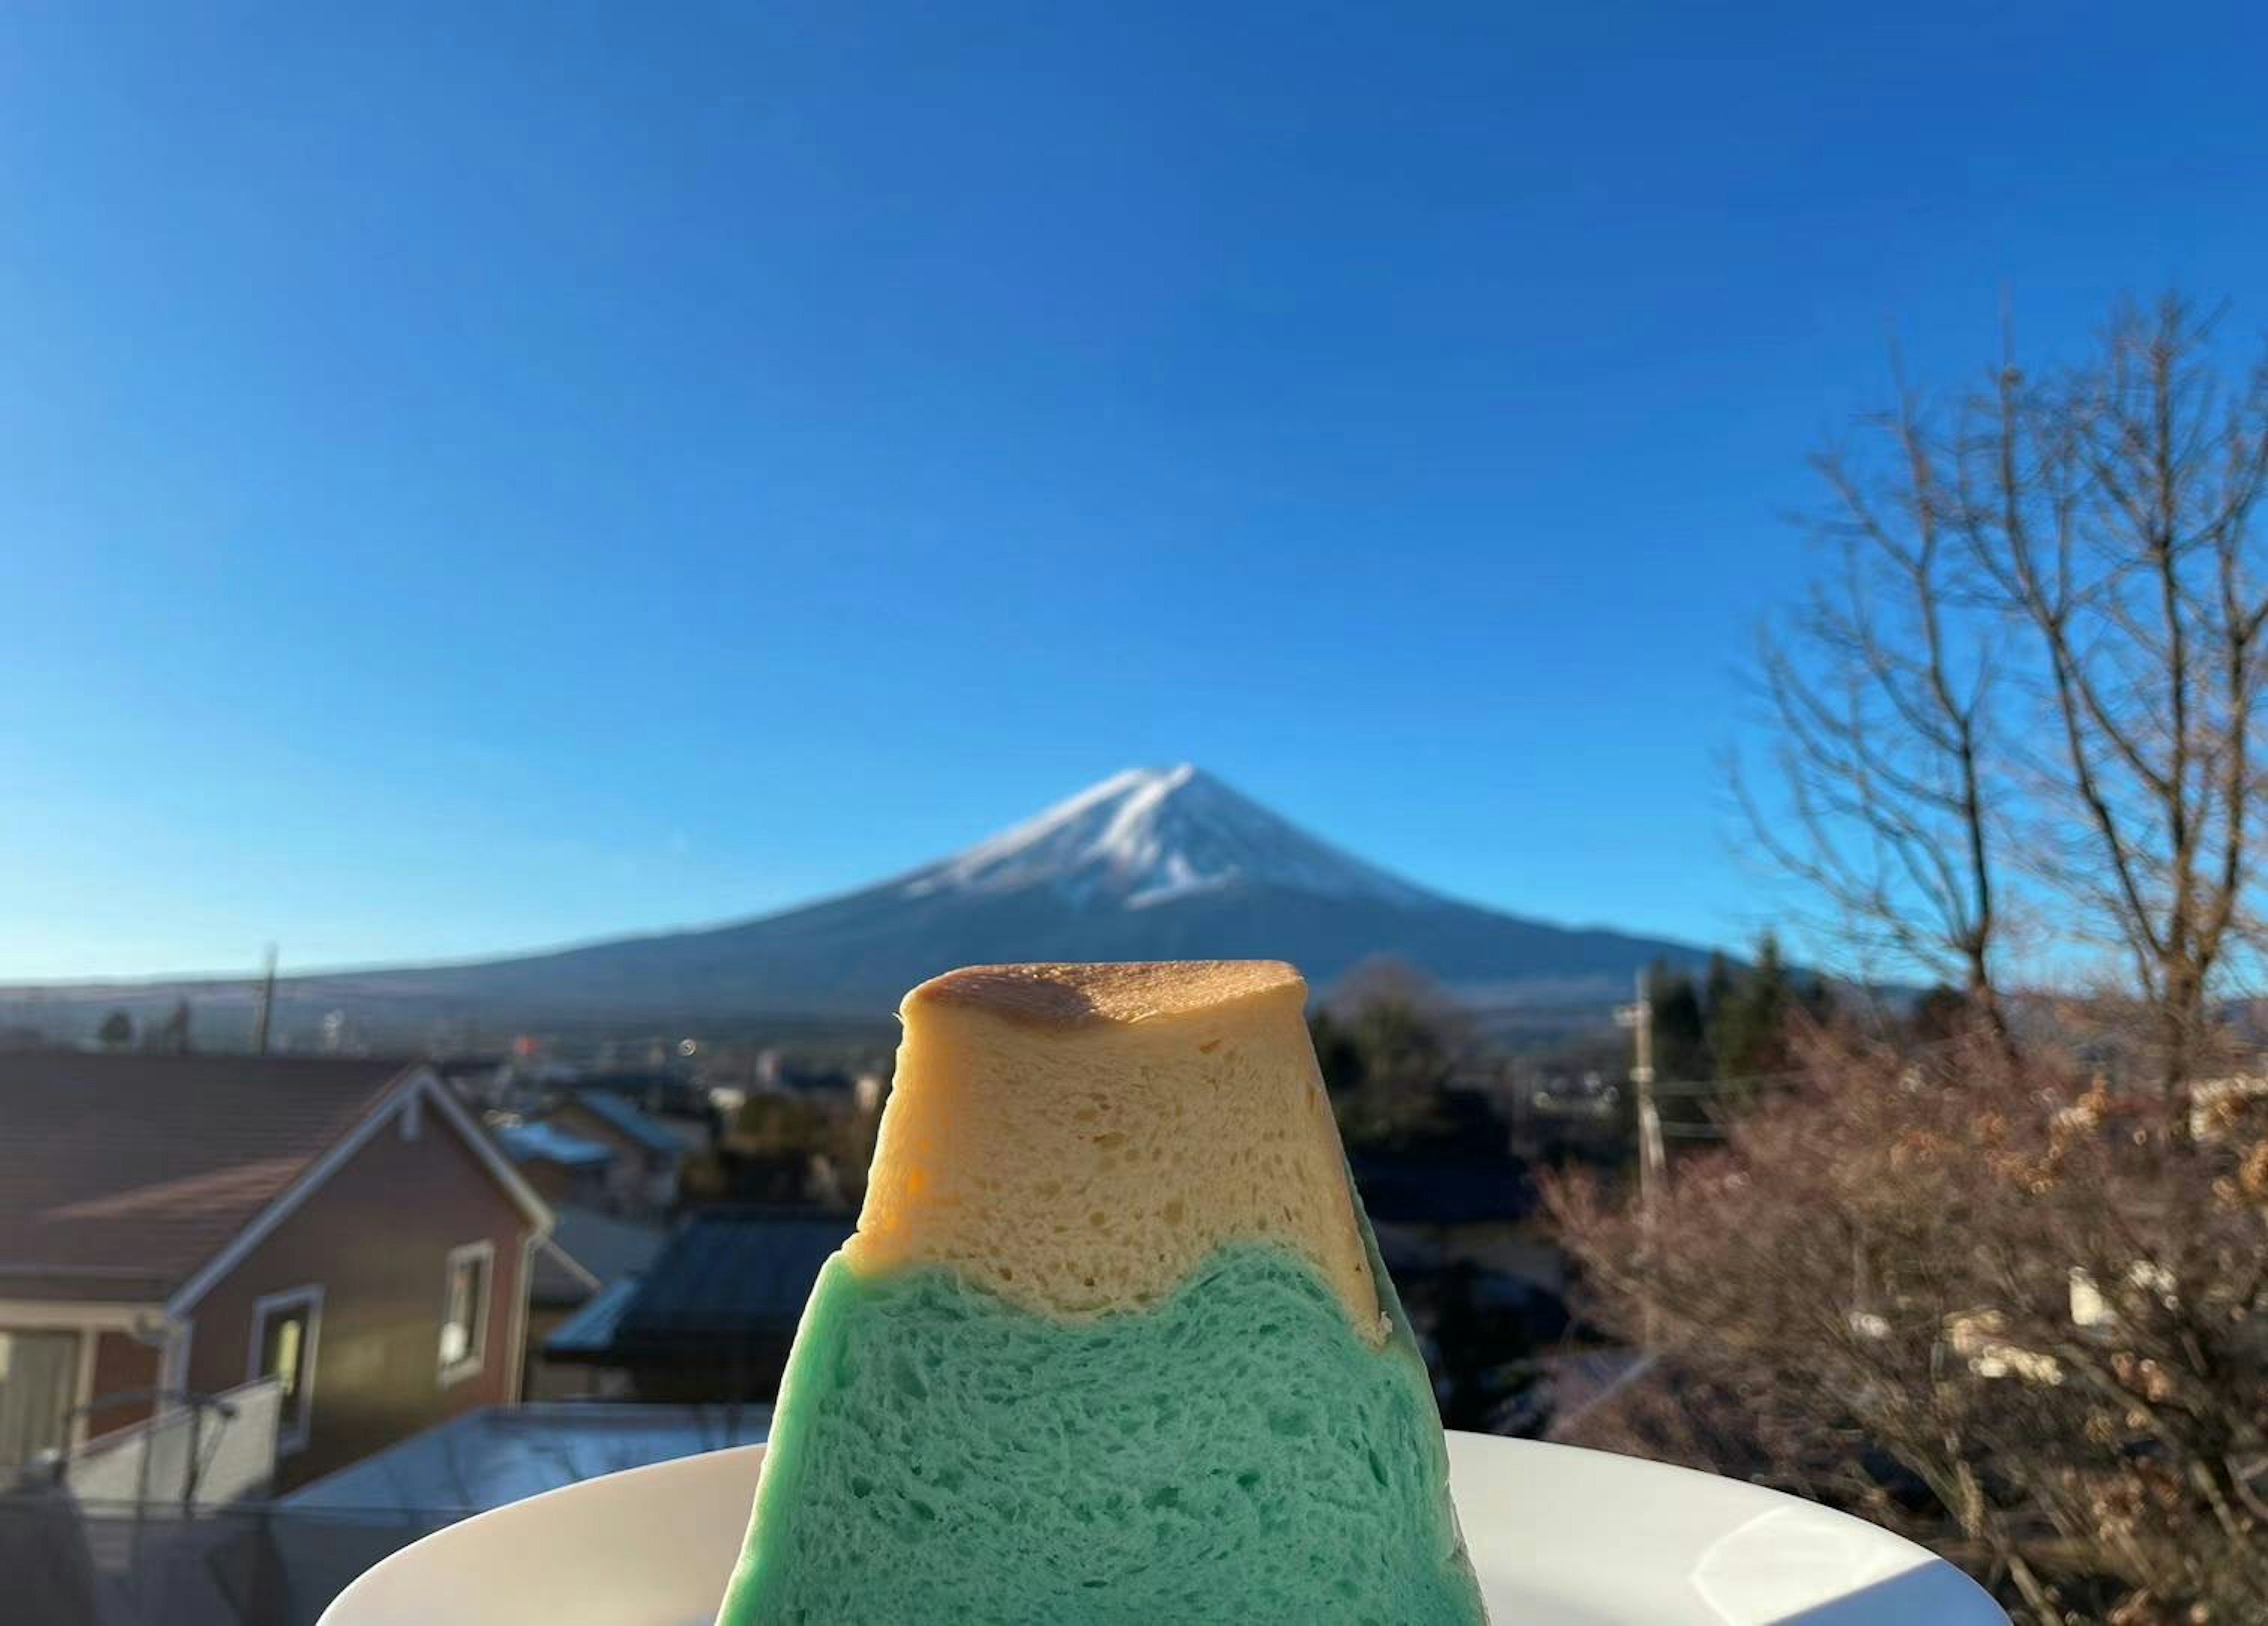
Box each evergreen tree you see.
[1316,962,1470,1152]
[1647,959,1715,1132]
[1709,932,1798,1083]
[1308,1008,1367,1094]
[1702,951,1737,1031]
[1736,934,1792,1071]
[1648,959,1710,1083]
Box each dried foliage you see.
[1555,1028,2268,1621]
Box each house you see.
[523,1204,668,1400]
[0,1052,550,1490]
[751,1049,865,1114]
[577,1065,708,1118]
[546,1089,689,1213]
[494,1117,617,1207]
[544,1207,851,1404]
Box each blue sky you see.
[6,2,2268,979]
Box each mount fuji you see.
[269,765,1715,1029]
[11,767,1720,1042]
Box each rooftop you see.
[0,1051,413,1302]
[619,1207,852,1345]
[548,1207,852,1361]
[281,1402,770,1517]
[495,1119,613,1169]
[567,1089,688,1156]
[531,1204,669,1306]
[545,1275,644,1357]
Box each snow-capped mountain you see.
[899,765,1431,911]
[12,767,1719,1040]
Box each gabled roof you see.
[566,1090,688,1157]
[0,1051,550,1309]
[0,1052,409,1304]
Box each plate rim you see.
[321,1431,2005,1624]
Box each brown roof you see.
[0,1052,414,1305]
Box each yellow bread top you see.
[845,961,1389,1345]
[909,960,1313,1029]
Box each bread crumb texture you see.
[716,1247,1487,1624]
[847,962,1385,1341]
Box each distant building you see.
[548,1090,689,1213]
[493,1119,617,1207]
[0,1054,551,1490]
[544,1208,851,1404]
[577,1066,707,1118]
[752,1049,861,1113]
[432,1055,509,1109]
[522,1205,669,1400]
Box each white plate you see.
[320,1433,2005,1624]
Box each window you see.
[439,1240,494,1385]
[0,1330,82,1469]
[248,1287,322,1455]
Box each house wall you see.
[181,1104,533,1489]
[83,1331,161,1439]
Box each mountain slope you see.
[292,765,1713,1024]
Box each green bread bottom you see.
[717,1245,1488,1625]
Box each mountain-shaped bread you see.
[716,962,1488,1625]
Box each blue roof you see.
[281,1402,770,1516]
[571,1089,687,1156]
[496,1119,614,1169]
[546,1208,853,1360]
[545,1275,644,1355]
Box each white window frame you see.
[0,1301,165,1452]
[438,1240,496,1387]
[246,1285,324,1456]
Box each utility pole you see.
[1615,966,1666,1342]
[252,944,277,1057]
[1507,1059,1529,1156]
[1615,967,1666,1209]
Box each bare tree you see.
[1953,298,2268,1093]
[1749,295,2268,1087]
[1744,372,2008,1037]
[1563,294,2268,1622]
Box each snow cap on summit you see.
[899,765,1434,911]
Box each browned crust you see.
[904,960,1306,1029]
